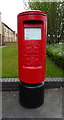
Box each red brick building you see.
[0,13,17,46]
[2,22,17,46]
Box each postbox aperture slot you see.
[24,20,42,40]
[24,28,41,40]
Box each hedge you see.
[46,44,64,69]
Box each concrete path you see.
[2,88,63,119]
[0,45,7,48]
[0,92,2,120]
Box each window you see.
[24,28,41,40]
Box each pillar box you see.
[17,11,47,108]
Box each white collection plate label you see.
[24,28,41,40]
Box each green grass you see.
[2,45,18,78]
[46,56,63,77]
[1,45,64,78]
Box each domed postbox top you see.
[18,10,47,17]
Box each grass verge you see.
[2,45,64,78]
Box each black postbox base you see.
[19,82,44,108]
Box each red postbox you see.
[17,11,47,108]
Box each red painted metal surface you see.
[17,11,47,84]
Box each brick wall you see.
[4,42,17,46]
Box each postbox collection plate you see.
[24,28,41,40]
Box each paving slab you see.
[2,88,63,119]
[0,92,2,120]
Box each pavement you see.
[0,78,63,119]
[0,92,2,120]
[0,45,7,48]
[2,88,63,119]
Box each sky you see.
[0,0,62,33]
[0,0,26,32]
